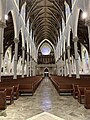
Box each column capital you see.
[0,21,6,28]
[13,38,19,43]
[73,36,78,42]
[67,46,71,50]
[22,47,25,51]
[85,19,90,26]
[26,52,29,55]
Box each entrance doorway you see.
[44,68,49,77]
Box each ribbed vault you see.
[19,0,69,47]
[4,0,89,58]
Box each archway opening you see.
[3,11,15,74]
[77,9,89,74]
[44,68,49,77]
[38,41,55,64]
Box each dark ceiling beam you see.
[35,33,56,47]
[34,28,57,45]
[27,0,42,19]
[34,28,57,44]
[48,0,65,20]
[33,18,59,37]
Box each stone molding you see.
[26,52,30,55]
[13,38,19,43]
[22,47,25,51]
[67,46,71,50]
[85,19,90,26]
[0,21,6,28]
[73,36,78,42]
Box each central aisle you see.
[0,77,90,120]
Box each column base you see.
[13,76,17,79]
[22,75,24,78]
[76,75,80,79]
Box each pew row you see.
[50,75,90,109]
[1,76,42,96]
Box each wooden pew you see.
[84,88,90,109]
[0,83,19,100]
[1,76,42,96]
[19,84,33,95]
[0,86,14,105]
[77,85,90,104]
[58,84,73,95]
[50,75,90,96]
[6,86,14,105]
[0,89,7,110]
[72,84,78,99]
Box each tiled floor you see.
[0,77,90,120]
[27,112,65,120]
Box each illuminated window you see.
[40,43,51,55]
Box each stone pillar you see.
[73,37,80,78]
[22,47,25,78]
[0,21,5,81]
[63,52,67,76]
[13,38,19,79]
[58,59,60,75]
[60,55,63,76]
[67,46,72,77]
[26,52,29,77]
[34,61,36,76]
[30,56,32,76]
[56,61,58,75]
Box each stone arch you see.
[44,67,49,77]
[77,9,89,73]
[81,44,89,73]
[72,7,84,38]
[6,0,20,38]
[4,11,15,55]
[20,2,26,24]
[3,47,12,74]
[5,8,18,38]
[3,11,15,74]
[37,39,55,53]
[77,9,89,53]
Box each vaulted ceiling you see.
[4,0,89,58]
[19,0,71,47]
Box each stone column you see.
[13,38,19,79]
[60,55,63,76]
[30,56,32,76]
[56,61,58,75]
[59,58,61,76]
[67,46,72,77]
[63,52,67,76]
[0,21,5,81]
[58,59,60,75]
[26,52,29,77]
[34,61,36,76]
[73,37,80,78]
[22,47,25,78]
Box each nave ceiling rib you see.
[23,0,66,47]
[4,0,89,57]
